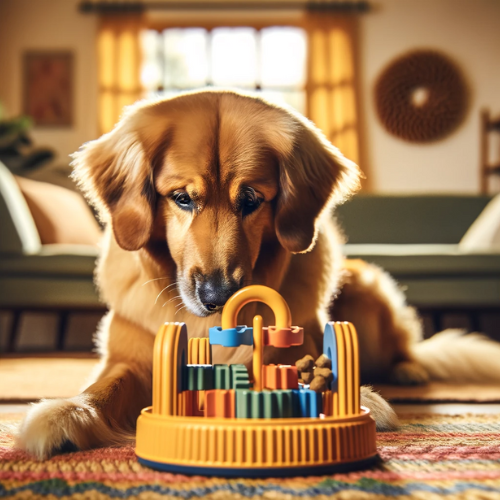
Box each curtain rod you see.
[79,1,370,14]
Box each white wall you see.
[0,0,98,162]
[359,0,500,193]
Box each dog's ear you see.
[275,117,361,253]
[71,107,163,251]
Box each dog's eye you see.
[172,191,194,211]
[240,187,263,217]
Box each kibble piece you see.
[301,371,314,384]
[315,354,332,369]
[295,354,314,372]
[314,367,333,385]
[309,375,327,393]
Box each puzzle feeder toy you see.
[136,285,377,477]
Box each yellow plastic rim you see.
[136,406,377,470]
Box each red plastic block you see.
[262,364,299,390]
[204,389,236,418]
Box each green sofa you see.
[336,195,500,318]
[0,161,103,351]
[2,154,498,349]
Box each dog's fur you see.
[16,90,446,459]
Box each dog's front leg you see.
[17,313,153,459]
[17,362,151,459]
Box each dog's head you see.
[72,91,360,316]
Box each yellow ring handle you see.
[221,285,292,331]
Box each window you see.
[140,27,308,115]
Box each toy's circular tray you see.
[136,405,377,477]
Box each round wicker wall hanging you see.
[375,50,468,142]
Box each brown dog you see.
[17,90,428,459]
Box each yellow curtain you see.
[305,14,361,169]
[97,15,143,134]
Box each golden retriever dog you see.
[17,90,500,459]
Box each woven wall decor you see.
[375,50,467,142]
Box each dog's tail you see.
[412,329,500,383]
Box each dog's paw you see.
[390,360,430,386]
[360,385,398,432]
[16,396,131,460]
[16,397,93,459]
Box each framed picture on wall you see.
[23,51,73,127]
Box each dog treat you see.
[309,375,327,393]
[315,354,332,370]
[300,371,314,384]
[295,354,314,372]
[314,367,333,385]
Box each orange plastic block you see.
[322,390,337,417]
[178,391,204,417]
[262,364,299,390]
[177,390,194,416]
[262,326,303,348]
[197,391,206,413]
[204,389,235,418]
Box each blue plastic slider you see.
[209,325,254,347]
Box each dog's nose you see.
[197,273,242,312]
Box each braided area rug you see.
[1,413,500,499]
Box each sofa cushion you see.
[15,175,102,246]
[336,195,492,244]
[0,161,41,254]
[343,244,500,306]
[460,195,500,251]
[0,244,98,277]
[343,244,500,275]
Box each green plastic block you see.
[230,364,251,390]
[275,390,294,418]
[236,389,294,419]
[214,364,230,389]
[262,391,279,418]
[236,390,260,418]
[184,365,214,391]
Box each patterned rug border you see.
[2,413,500,499]
[2,478,500,499]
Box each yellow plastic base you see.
[136,406,377,476]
